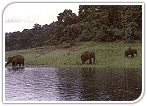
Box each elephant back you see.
[12,55,24,62]
[81,51,95,58]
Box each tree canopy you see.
[5,5,142,51]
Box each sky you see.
[4,3,79,32]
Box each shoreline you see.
[5,41,142,69]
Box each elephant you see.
[125,49,137,58]
[81,51,95,64]
[68,24,77,31]
[5,55,24,69]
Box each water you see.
[5,67,142,101]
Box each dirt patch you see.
[36,44,79,58]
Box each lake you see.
[5,67,142,101]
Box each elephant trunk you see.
[5,61,11,67]
[5,62,9,67]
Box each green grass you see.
[5,41,142,68]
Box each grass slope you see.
[5,41,142,68]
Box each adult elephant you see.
[125,49,137,58]
[81,51,95,64]
[5,55,24,69]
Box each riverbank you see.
[5,41,142,68]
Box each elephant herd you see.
[5,47,137,69]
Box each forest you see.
[5,5,142,51]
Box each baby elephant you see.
[125,49,137,58]
[81,51,95,64]
[5,55,24,69]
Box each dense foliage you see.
[5,5,142,51]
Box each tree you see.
[57,9,78,26]
[5,5,142,51]
[78,5,142,42]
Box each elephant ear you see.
[8,57,12,60]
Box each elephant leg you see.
[22,62,24,68]
[12,62,15,69]
[93,57,95,64]
[89,59,92,64]
[82,60,85,65]
[131,54,134,58]
[14,61,18,69]
[12,66,14,69]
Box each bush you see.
[112,28,123,40]
[78,29,90,41]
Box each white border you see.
[2,2,144,104]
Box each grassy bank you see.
[5,41,142,68]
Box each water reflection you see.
[56,67,82,101]
[80,68,97,100]
[5,67,142,101]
